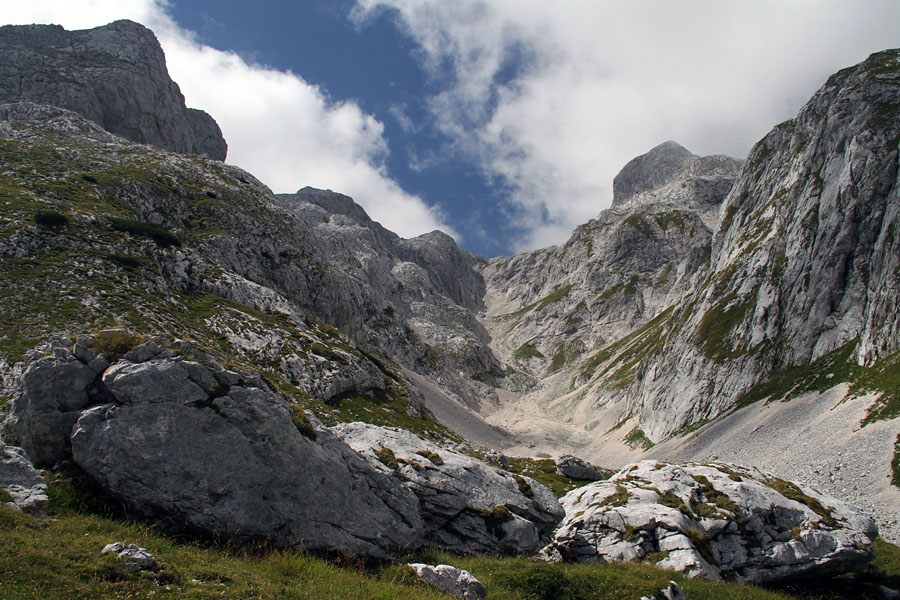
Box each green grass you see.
[694,292,756,362]
[624,427,654,451]
[535,284,574,311]
[3,470,900,599]
[514,341,544,361]
[734,341,861,409]
[857,350,900,425]
[504,457,609,498]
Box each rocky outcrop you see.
[408,563,487,600]
[625,49,900,440]
[333,422,564,554]
[549,461,877,582]
[0,441,47,517]
[612,141,698,206]
[101,542,157,573]
[4,335,424,559]
[2,342,100,468]
[0,20,226,160]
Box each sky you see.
[4,1,900,256]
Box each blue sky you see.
[6,1,900,256]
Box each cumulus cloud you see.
[3,0,454,240]
[354,0,900,250]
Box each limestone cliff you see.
[0,20,226,160]
[621,49,900,441]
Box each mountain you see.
[0,19,899,571]
[622,49,900,441]
[0,20,226,160]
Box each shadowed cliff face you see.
[0,20,227,160]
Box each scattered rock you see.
[555,455,610,481]
[549,461,877,582]
[101,542,156,573]
[333,422,564,554]
[484,449,510,469]
[408,563,487,600]
[0,441,47,516]
[640,580,685,600]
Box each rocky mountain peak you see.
[612,140,697,206]
[0,19,227,160]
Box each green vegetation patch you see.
[694,293,756,363]
[735,341,861,409]
[857,350,900,426]
[87,330,148,362]
[415,450,443,466]
[109,216,181,248]
[514,341,544,361]
[657,492,690,514]
[535,283,574,311]
[504,457,608,498]
[374,446,400,470]
[624,427,654,451]
[767,478,840,529]
[290,405,318,440]
[549,342,582,373]
[34,209,69,227]
[624,214,655,238]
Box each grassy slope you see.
[2,473,899,600]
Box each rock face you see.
[479,144,742,415]
[0,441,47,517]
[624,48,900,441]
[276,188,498,409]
[612,141,699,206]
[333,422,564,554]
[550,461,877,582]
[5,335,423,559]
[0,20,226,160]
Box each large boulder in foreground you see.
[70,357,422,559]
[548,461,877,582]
[3,334,423,559]
[333,422,564,555]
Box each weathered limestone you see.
[333,422,564,555]
[408,563,487,600]
[549,461,877,582]
[555,455,610,481]
[0,441,47,517]
[0,20,226,159]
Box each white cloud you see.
[354,0,900,251]
[3,0,454,240]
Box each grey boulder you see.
[2,341,99,467]
[555,454,610,481]
[69,355,423,560]
[408,563,487,600]
[0,441,47,517]
[549,460,877,582]
[333,422,564,554]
